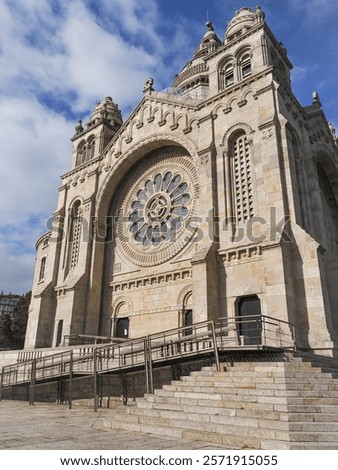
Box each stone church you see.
[24,6,338,356]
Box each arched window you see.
[39,257,46,281]
[77,142,87,165]
[113,301,130,338]
[88,138,95,160]
[224,63,234,87]
[76,136,95,166]
[240,53,252,78]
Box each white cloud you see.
[0,0,195,294]
[0,240,35,294]
[0,96,72,225]
[290,65,308,84]
[286,0,338,22]
[60,1,160,112]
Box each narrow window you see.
[39,257,46,281]
[231,132,254,223]
[56,320,63,347]
[77,142,87,165]
[88,138,95,159]
[224,63,234,86]
[183,309,193,336]
[241,53,252,78]
[68,201,82,270]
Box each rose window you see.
[115,149,198,267]
[128,171,191,248]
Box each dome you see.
[90,96,123,128]
[225,7,257,39]
[173,21,221,89]
[193,21,222,59]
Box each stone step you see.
[101,353,338,451]
[152,388,338,406]
[126,413,291,440]
[182,370,334,382]
[287,442,338,450]
[102,409,338,450]
[278,404,338,414]
[109,420,185,439]
[170,379,338,392]
[147,394,338,414]
[138,396,274,415]
[128,406,286,429]
[162,382,338,397]
[288,430,338,443]
[120,403,338,433]
[287,412,338,422]
[223,399,338,413]
[296,422,338,432]
[181,429,259,449]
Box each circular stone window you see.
[115,149,198,266]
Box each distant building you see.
[25,7,338,355]
[0,294,22,317]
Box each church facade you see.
[25,7,338,356]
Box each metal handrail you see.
[0,316,295,396]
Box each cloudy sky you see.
[1,0,337,295]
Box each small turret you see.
[71,97,123,168]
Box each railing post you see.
[0,366,4,401]
[93,349,99,412]
[69,350,73,410]
[144,337,149,394]
[211,322,220,372]
[148,337,154,394]
[29,360,36,405]
[122,374,128,405]
[262,316,267,347]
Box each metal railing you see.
[0,315,295,407]
[63,334,127,346]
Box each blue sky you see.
[0,0,337,294]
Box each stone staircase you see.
[96,352,338,449]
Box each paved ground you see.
[0,400,221,450]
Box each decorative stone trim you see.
[200,154,209,166]
[219,245,262,264]
[110,269,192,292]
[238,99,247,107]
